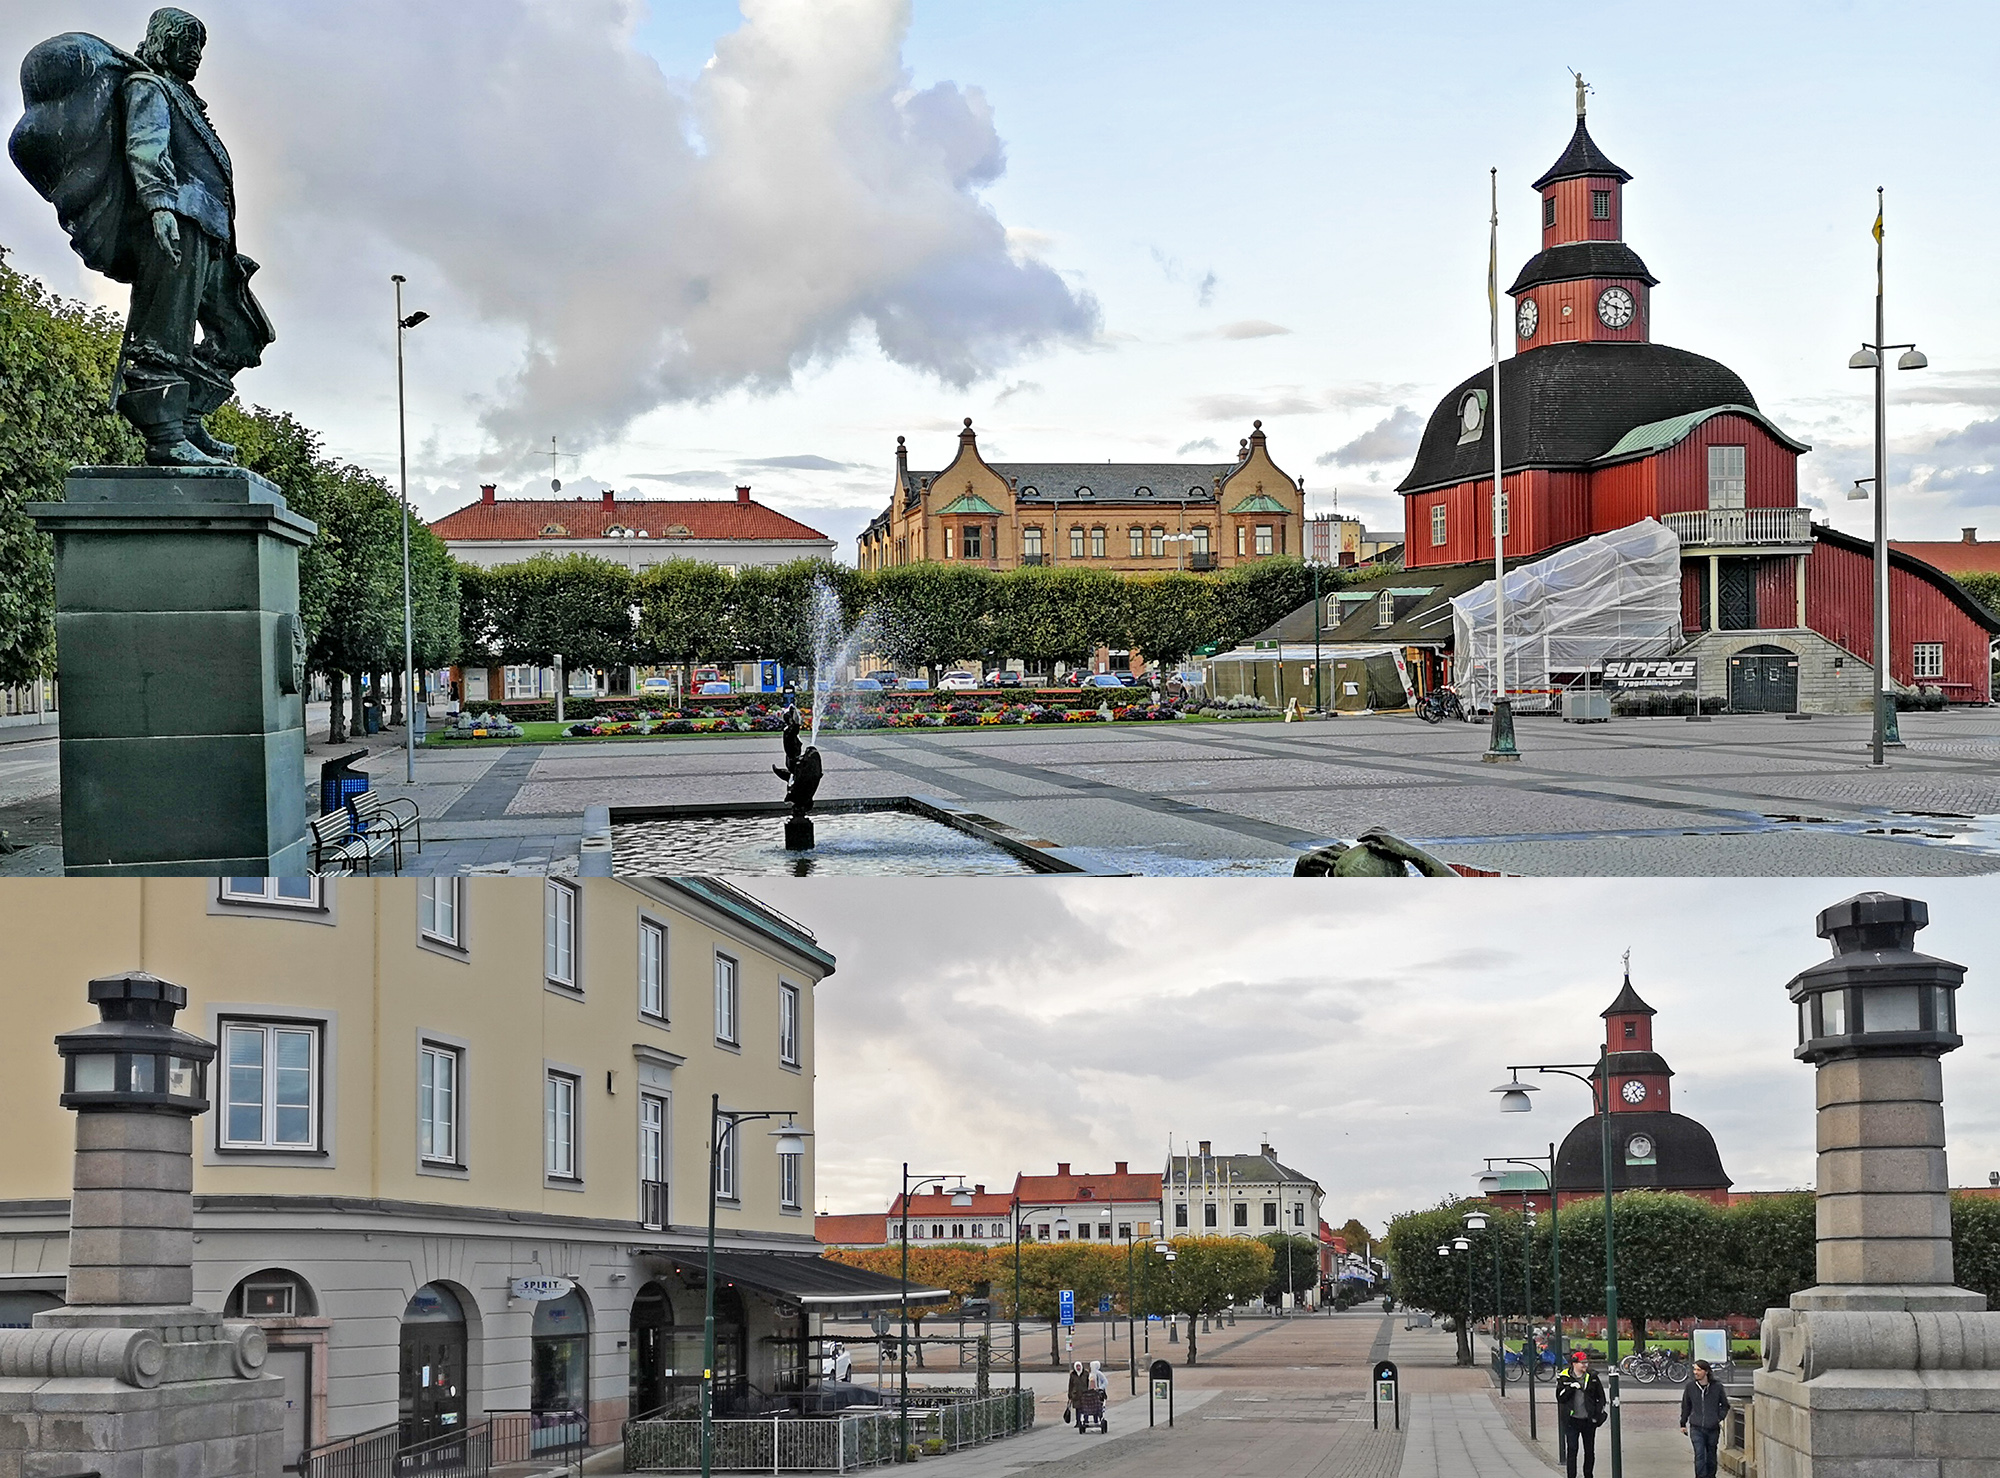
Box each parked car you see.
[1080,673,1128,688]
[987,670,1023,687]
[849,678,883,691]
[698,681,731,695]
[639,676,674,693]
[939,671,980,690]
[862,669,899,686]
[899,677,931,691]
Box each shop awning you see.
[653,1252,953,1311]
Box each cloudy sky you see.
[756,877,2000,1233]
[4,1,1996,561]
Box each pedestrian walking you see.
[1065,1360,1088,1426]
[1679,1358,1730,1478]
[1554,1349,1607,1478]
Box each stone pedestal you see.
[26,466,317,875]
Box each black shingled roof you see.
[1600,974,1657,1018]
[1555,1110,1731,1194]
[1394,343,1758,496]
[1532,117,1632,190]
[1508,241,1658,295]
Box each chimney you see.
[974,1184,985,1195]
[1965,528,1979,544]
[1114,1161,1128,1175]
[736,485,752,504]
[480,483,496,505]
[1260,1141,1276,1158]
[601,489,614,509]
[1056,1162,1071,1177]
[896,435,909,480]
[1198,1140,1211,1156]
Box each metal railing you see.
[303,1408,588,1478]
[623,1390,1034,1473]
[1661,507,1813,546]
[641,1178,669,1229]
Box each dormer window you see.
[1377,591,1395,628]
[1076,487,1092,499]
[1543,196,1556,229]
[1592,189,1611,220]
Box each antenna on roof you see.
[543,435,580,493]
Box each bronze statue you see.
[1293,828,1460,878]
[10,8,273,466]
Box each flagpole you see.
[1484,165,1520,761]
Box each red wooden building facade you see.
[1394,102,1996,706]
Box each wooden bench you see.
[348,791,422,865]
[309,809,396,876]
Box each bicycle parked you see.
[1618,1348,1691,1385]
[1415,685,1468,724]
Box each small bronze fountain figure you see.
[772,700,823,849]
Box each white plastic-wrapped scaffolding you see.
[1451,519,1682,712]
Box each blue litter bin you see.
[320,750,370,815]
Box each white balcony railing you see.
[1661,507,1814,547]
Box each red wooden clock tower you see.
[1509,101,1655,350]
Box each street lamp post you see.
[1009,1199,1069,1393]
[1464,1209,1499,1390]
[1495,1068,1622,1478]
[702,1097,809,1478]
[1311,561,1325,713]
[1480,1146,1560,1443]
[1438,1237,1474,1364]
[390,276,430,783]
[1122,1226,1139,1393]
[1848,187,1927,768]
[900,1168,971,1463]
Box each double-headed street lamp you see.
[1479,1147,1561,1444]
[702,1097,809,1478]
[1010,1198,1068,1393]
[1437,1234,1473,1363]
[899,1168,971,1462]
[1847,188,1928,768]
[1494,1066,1622,1478]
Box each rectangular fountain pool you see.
[597,797,1085,876]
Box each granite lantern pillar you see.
[1755,892,2000,1478]
[27,468,317,875]
[0,972,284,1478]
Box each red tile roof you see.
[430,492,831,544]
[1011,1168,1164,1204]
[890,1188,1016,1218]
[815,1213,889,1246]
[1892,539,2000,577]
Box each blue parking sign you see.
[1099,1294,1113,1313]
[1060,1290,1074,1326]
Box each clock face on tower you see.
[1597,286,1636,329]
[1517,298,1538,339]
[1621,1079,1647,1103]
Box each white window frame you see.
[1150,527,1166,558]
[1129,527,1144,558]
[1708,445,1747,510]
[1431,504,1448,546]
[1912,642,1945,680]
[1192,526,1210,556]
[1070,526,1085,558]
[779,983,801,1067]
[639,918,668,1021]
[714,953,740,1045]
[1022,525,1043,558]
[1237,525,1247,556]
[944,526,954,559]
[545,1070,579,1181]
[221,878,321,908]
[1377,591,1395,628]
[640,1092,668,1225]
[1090,527,1106,559]
[418,879,461,948]
[545,882,579,991]
[220,1021,321,1151]
[781,1151,802,1210]
[504,664,540,699]
[715,1117,738,1201]
[418,1041,461,1166]
[1255,525,1275,556]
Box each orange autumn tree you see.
[824,1244,993,1367]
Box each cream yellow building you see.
[0,878,916,1460]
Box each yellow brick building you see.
[0,878,922,1458]
[857,419,1305,573]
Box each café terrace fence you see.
[624,1389,1037,1473]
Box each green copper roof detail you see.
[1229,493,1290,514]
[1596,405,1811,462]
[936,493,1005,516]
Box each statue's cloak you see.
[10,32,148,284]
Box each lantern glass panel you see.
[1866,986,1921,1033]
[127,1055,155,1094]
[1799,1000,1809,1045]
[1935,987,1955,1034]
[73,1054,115,1093]
[167,1058,199,1098]
[1820,991,1847,1036]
